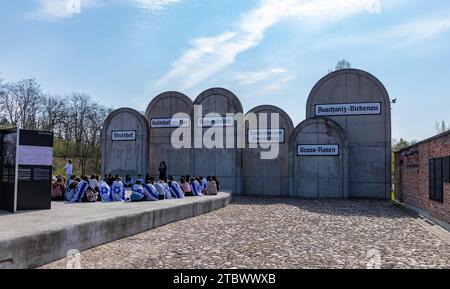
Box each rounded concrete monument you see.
[306,69,391,199]
[102,108,149,178]
[243,105,294,196]
[289,118,348,198]
[145,91,193,179]
[193,88,244,194]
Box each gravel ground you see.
[41,197,450,269]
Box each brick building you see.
[395,131,450,224]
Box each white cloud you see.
[312,15,450,50]
[386,18,450,43]
[234,68,288,85]
[157,0,379,90]
[27,0,100,21]
[131,0,180,11]
[27,0,180,21]
[265,74,296,92]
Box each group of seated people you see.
[51,173,220,203]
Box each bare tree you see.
[0,74,113,175]
[435,121,449,134]
[1,79,42,129]
[39,95,67,132]
[335,59,352,70]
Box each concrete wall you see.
[102,108,149,178]
[306,69,391,199]
[193,88,244,194]
[145,92,193,179]
[0,193,232,269]
[243,105,294,196]
[289,118,348,198]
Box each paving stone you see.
[41,197,450,269]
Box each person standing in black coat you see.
[159,161,167,181]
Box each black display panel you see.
[0,130,18,213]
[16,130,53,211]
[0,129,53,212]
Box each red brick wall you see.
[395,133,450,224]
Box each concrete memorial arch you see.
[243,105,294,196]
[102,108,149,178]
[306,69,391,199]
[145,91,193,179]
[193,88,244,194]
[289,118,349,198]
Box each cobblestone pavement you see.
[41,197,450,269]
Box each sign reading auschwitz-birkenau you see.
[112,130,136,141]
[150,118,190,128]
[315,102,381,116]
[248,129,285,144]
[297,144,340,156]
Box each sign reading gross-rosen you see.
[112,130,136,141]
[151,117,190,128]
[248,129,285,144]
[297,144,340,156]
[315,102,381,116]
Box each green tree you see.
[391,138,416,194]
[393,138,412,152]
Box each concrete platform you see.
[0,193,231,269]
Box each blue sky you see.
[1,0,450,141]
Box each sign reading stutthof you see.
[315,102,381,116]
[112,130,136,141]
[298,144,339,156]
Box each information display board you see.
[0,129,18,213]
[0,129,53,213]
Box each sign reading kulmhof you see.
[151,118,190,128]
[298,144,339,156]
[315,102,381,116]
[198,116,234,127]
[248,129,285,144]
[112,131,136,141]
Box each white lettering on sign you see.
[198,116,234,127]
[151,118,190,128]
[297,145,339,156]
[18,146,53,166]
[315,103,381,116]
[248,129,285,144]
[112,131,136,141]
